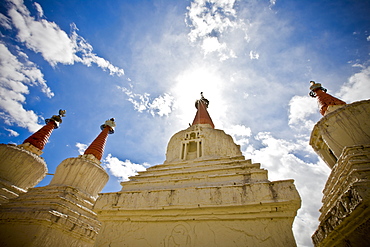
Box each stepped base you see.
[95,156,301,246]
[312,145,370,247]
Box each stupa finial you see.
[192,93,214,128]
[309,81,346,116]
[22,109,66,151]
[195,92,209,109]
[84,118,115,161]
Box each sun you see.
[171,65,228,127]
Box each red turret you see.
[84,118,115,161]
[22,110,66,151]
[309,81,346,116]
[192,92,215,128]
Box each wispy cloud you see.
[4,127,19,137]
[33,2,44,18]
[118,86,174,117]
[0,13,12,29]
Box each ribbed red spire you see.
[192,93,215,128]
[84,118,115,161]
[309,81,346,116]
[22,110,66,151]
[23,121,56,150]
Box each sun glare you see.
[172,66,228,127]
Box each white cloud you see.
[7,0,124,76]
[367,35,370,41]
[186,0,237,41]
[244,132,330,247]
[103,154,148,181]
[201,36,225,54]
[8,0,75,65]
[0,0,125,133]
[288,95,318,132]
[225,124,252,137]
[249,50,259,59]
[0,43,50,132]
[224,124,252,146]
[76,142,88,155]
[118,86,174,117]
[185,0,243,60]
[338,64,370,102]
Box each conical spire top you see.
[22,109,66,152]
[309,81,346,116]
[84,118,116,161]
[192,92,215,128]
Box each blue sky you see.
[1,0,369,246]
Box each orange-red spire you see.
[192,92,215,128]
[309,81,346,116]
[84,118,115,161]
[22,110,66,150]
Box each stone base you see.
[0,186,101,247]
[96,217,297,247]
[312,145,370,246]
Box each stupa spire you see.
[192,92,215,128]
[309,81,346,116]
[84,118,116,161]
[22,109,66,151]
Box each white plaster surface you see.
[95,124,301,246]
[310,100,370,162]
[0,144,47,204]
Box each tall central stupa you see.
[94,93,301,247]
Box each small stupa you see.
[0,110,65,204]
[309,82,370,246]
[0,118,115,247]
[94,93,301,246]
